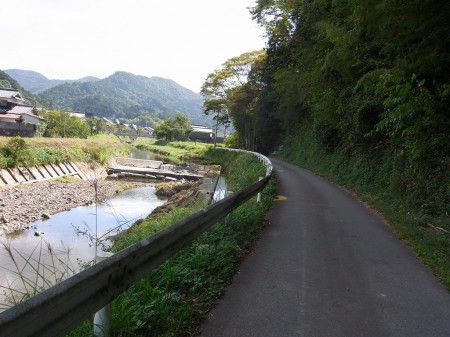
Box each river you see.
[0,151,228,310]
[0,184,164,310]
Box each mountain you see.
[4,69,100,94]
[77,76,101,83]
[0,69,43,104]
[38,71,209,126]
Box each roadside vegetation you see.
[196,1,449,291]
[66,146,276,337]
[279,121,450,289]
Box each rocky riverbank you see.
[0,179,146,236]
[0,162,219,237]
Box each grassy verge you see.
[67,148,276,337]
[279,121,450,289]
[0,136,215,168]
[133,139,214,165]
[0,135,131,168]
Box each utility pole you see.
[63,112,67,138]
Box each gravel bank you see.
[0,179,146,236]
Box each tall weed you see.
[0,239,76,311]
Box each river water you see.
[0,150,228,309]
[0,184,164,309]
[130,148,157,160]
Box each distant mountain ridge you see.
[4,69,100,93]
[0,69,43,104]
[36,71,208,126]
[5,69,209,127]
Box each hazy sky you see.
[1,0,266,92]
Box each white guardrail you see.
[0,149,272,337]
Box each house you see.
[143,126,154,136]
[0,112,35,137]
[0,88,27,111]
[0,113,22,123]
[189,125,214,143]
[102,117,114,125]
[0,87,44,137]
[9,105,43,124]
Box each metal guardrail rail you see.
[0,149,272,337]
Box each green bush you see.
[224,133,239,148]
[4,137,28,167]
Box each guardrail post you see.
[94,304,111,337]
[94,252,113,337]
[257,177,263,203]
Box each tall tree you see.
[248,0,450,213]
[154,113,192,141]
[201,50,266,149]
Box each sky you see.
[1,0,266,92]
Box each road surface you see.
[199,158,450,337]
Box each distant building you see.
[143,126,154,136]
[190,125,213,143]
[0,88,44,137]
[68,111,87,120]
[102,117,114,125]
[0,88,27,110]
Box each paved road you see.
[199,158,450,337]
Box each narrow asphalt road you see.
[199,158,450,337]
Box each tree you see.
[86,117,108,135]
[248,0,450,215]
[201,71,230,146]
[153,113,192,141]
[43,110,91,138]
[201,50,266,148]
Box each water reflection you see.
[129,149,157,160]
[212,176,228,203]
[0,185,164,308]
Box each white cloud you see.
[1,0,265,92]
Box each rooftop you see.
[9,105,34,115]
[0,88,24,100]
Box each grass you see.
[0,239,77,311]
[133,139,214,165]
[66,147,276,337]
[0,135,215,168]
[0,135,131,169]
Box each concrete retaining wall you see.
[0,162,87,187]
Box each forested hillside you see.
[203,0,448,280]
[4,69,100,93]
[0,70,43,104]
[38,71,208,127]
[250,0,449,159]
[211,0,449,213]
